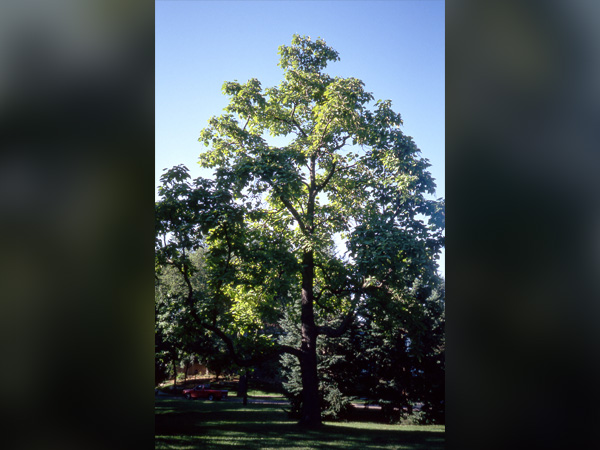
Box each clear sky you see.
[156,0,445,275]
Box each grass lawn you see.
[245,388,286,399]
[155,398,444,450]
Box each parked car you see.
[182,384,227,401]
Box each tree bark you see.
[238,371,248,406]
[298,250,322,428]
[172,360,177,390]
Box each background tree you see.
[155,34,444,428]
[279,276,445,424]
[346,278,445,424]
[155,247,238,385]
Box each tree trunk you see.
[238,370,248,406]
[298,251,322,428]
[172,360,177,389]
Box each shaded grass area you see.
[158,378,286,400]
[155,398,444,450]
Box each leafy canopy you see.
[155,34,444,367]
[197,34,443,286]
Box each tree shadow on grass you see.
[156,427,443,450]
[155,399,444,450]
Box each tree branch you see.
[313,212,345,230]
[200,321,303,366]
[330,135,350,152]
[173,265,304,366]
[272,114,308,139]
[338,161,359,173]
[315,160,337,194]
[316,116,335,150]
[279,195,309,236]
[317,292,361,338]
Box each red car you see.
[182,384,226,401]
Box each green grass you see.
[155,398,444,450]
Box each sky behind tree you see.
[156,0,445,275]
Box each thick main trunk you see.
[298,251,321,428]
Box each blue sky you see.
[156,0,445,275]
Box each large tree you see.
[155,35,444,428]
